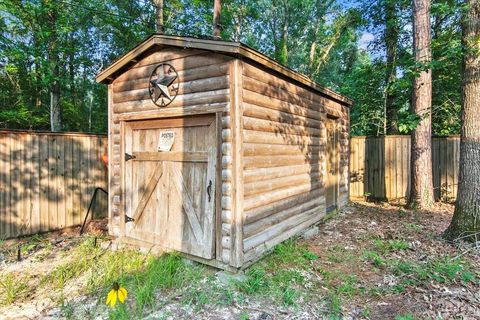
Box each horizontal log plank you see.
[243,116,322,137]
[244,182,322,211]
[113,75,229,104]
[243,205,322,252]
[244,172,321,197]
[244,188,324,224]
[243,102,323,130]
[244,163,321,184]
[243,89,323,121]
[114,53,231,83]
[243,129,323,146]
[243,198,325,239]
[116,102,227,121]
[114,63,230,93]
[243,211,325,262]
[243,154,322,169]
[244,143,321,157]
[113,89,230,114]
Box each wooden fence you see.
[350,136,460,202]
[0,130,108,239]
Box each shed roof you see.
[96,34,352,106]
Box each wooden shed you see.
[96,34,352,270]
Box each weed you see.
[236,267,267,294]
[395,314,414,320]
[461,271,475,284]
[60,300,74,319]
[361,307,371,318]
[328,290,342,316]
[362,250,384,267]
[0,273,28,305]
[327,245,356,264]
[239,311,250,320]
[403,222,423,232]
[391,257,477,287]
[398,209,408,218]
[374,239,409,253]
[336,275,358,297]
[108,303,130,320]
[268,240,317,268]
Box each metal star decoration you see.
[148,63,179,107]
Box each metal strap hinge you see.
[125,153,136,161]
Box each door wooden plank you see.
[132,151,208,162]
[171,164,204,242]
[132,162,164,222]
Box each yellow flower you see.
[106,282,128,308]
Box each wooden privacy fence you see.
[0,130,108,239]
[350,136,460,202]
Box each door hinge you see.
[125,215,135,223]
[125,153,136,161]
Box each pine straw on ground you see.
[0,202,479,320]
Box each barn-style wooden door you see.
[123,114,217,259]
[326,117,339,213]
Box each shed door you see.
[123,114,217,259]
[326,117,339,212]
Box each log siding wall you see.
[0,131,107,239]
[240,62,350,264]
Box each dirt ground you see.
[0,202,479,320]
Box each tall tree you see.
[444,0,480,241]
[213,0,221,38]
[409,0,434,208]
[385,0,399,134]
[44,0,62,131]
[152,0,164,33]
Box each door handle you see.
[207,180,212,202]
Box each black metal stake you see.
[80,187,108,235]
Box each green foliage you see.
[0,0,463,136]
[391,257,477,286]
[0,273,28,306]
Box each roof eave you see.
[95,34,353,106]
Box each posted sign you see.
[158,131,175,152]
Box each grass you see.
[391,257,477,287]
[373,239,410,253]
[0,273,28,306]
[234,240,318,306]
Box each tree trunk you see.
[213,0,221,39]
[385,0,399,134]
[408,0,434,208]
[152,0,164,33]
[46,1,61,132]
[444,0,480,241]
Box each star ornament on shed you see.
[148,63,179,107]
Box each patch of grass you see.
[326,245,356,264]
[266,240,318,268]
[403,222,423,232]
[395,314,414,320]
[236,267,267,295]
[335,275,358,297]
[0,273,28,305]
[362,250,384,267]
[20,234,47,253]
[374,239,409,253]
[391,257,477,287]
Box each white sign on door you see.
[158,131,175,152]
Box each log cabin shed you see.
[96,34,352,271]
